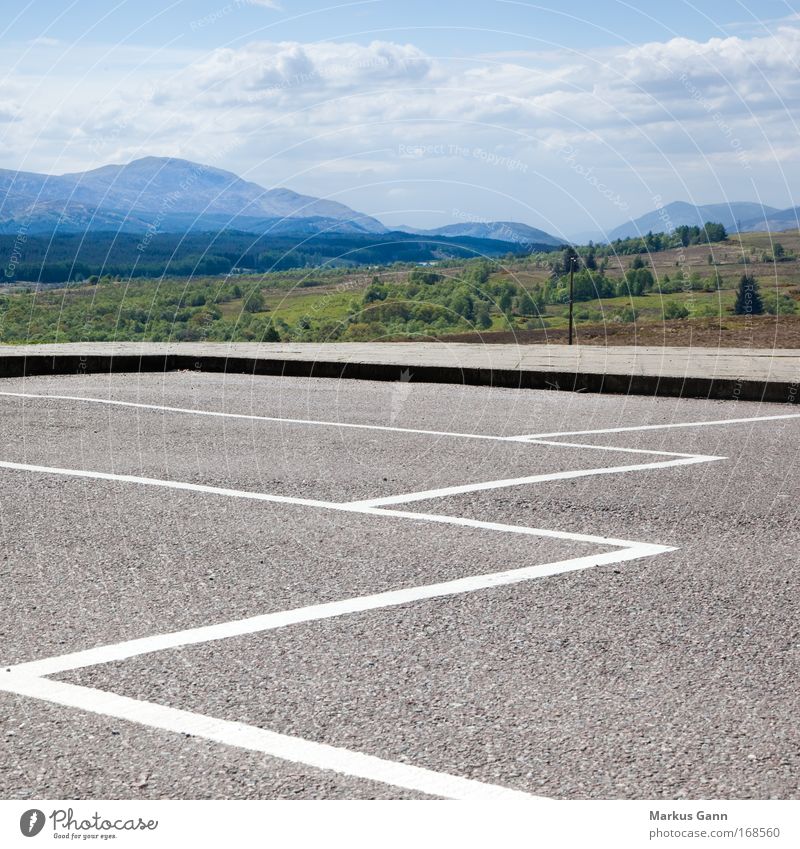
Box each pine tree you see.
[562,245,579,274]
[733,274,764,316]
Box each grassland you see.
[1,231,799,347]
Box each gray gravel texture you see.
[0,691,420,799]
[64,575,799,799]
[0,372,798,799]
[0,482,601,667]
[0,375,674,503]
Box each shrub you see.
[517,291,541,316]
[243,288,265,313]
[614,306,637,323]
[408,269,442,285]
[663,301,689,320]
[262,321,281,342]
[363,284,387,303]
[763,292,797,315]
[474,301,492,328]
[690,302,722,318]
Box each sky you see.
[2,0,800,239]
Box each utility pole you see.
[567,251,576,346]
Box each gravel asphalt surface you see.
[0,371,797,799]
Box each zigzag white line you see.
[1,388,762,799]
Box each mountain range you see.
[607,201,797,240]
[1,156,799,247]
[0,157,565,247]
[0,157,388,236]
[396,221,562,246]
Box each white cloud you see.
[4,26,800,229]
[175,39,435,105]
[27,36,60,47]
[0,101,19,123]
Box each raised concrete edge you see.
[0,350,797,404]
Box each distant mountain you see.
[738,206,800,232]
[400,220,562,247]
[0,156,387,235]
[608,201,781,241]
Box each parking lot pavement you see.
[0,372,797,799]
[0,691,422,800]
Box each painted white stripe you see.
[0,459,334,511]
[348,454,723,508]
[0,389,734,459]
[10,544,668,678]
[0,458,655,549]
[0,675,537,800]
[525,439,707,458]
[519,411,800,440]
[366,507,652,548]
[0,389,513,445]
[2,387,777,801]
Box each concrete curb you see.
[0,351,797,403]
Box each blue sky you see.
[2,0,800,238]
[4,1,796,51]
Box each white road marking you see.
[0,389,746,459]
[0,458,667,550]
[348,454,723,508]
[0,451,670,803]
[0,459,335,511]
[4,388,774,800]
[524,439,704,458]
[363,507,656,548]
[519,411,800,440]
[0,674,538,800]
[10,544,667,678]
[0,389,514,445]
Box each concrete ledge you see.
[0,344,797,403]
